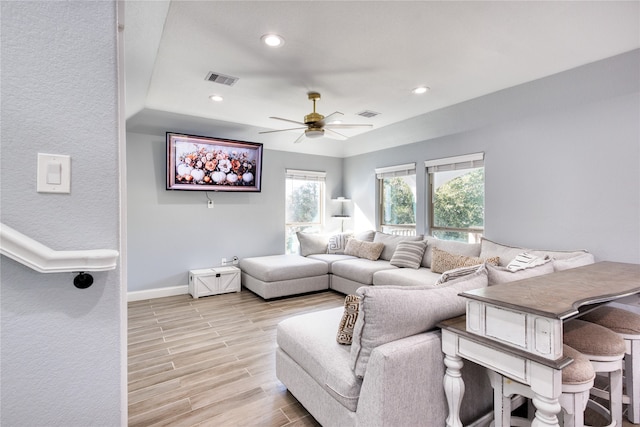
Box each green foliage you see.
[286,181,320,224]
[433,169,484,241]
[383,177,416,225]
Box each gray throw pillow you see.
[296,232,328,256]
[389,240,428,269]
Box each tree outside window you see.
[285,172,324,253]
[380,174,416,235]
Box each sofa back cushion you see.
[297,232,329,256]
[350,267,488,378]
[422,236,482,268]
[479,237,592,267]
[373,232,424,261]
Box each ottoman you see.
[239,254,329,299]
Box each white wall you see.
[344,50,640,263]
[126,130,344,292]
[1,1,124,425]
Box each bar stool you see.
[563,319,626,427]
[488,344,595,427]
[581,305,640,423]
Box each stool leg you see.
[488,370,511,427]
[610,368,623,427]
[627,339,640,423]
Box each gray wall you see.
[126,131,343,292]
[344,50,640,263]
[1,2,123,425]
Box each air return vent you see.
[356,110,380,118]
[205,71,239,86]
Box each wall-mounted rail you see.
[0,223,119,288]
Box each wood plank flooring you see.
[128,289,344,427]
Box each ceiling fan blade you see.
[324,128,348,140]
[324,123,374,129]
[270,116,306,126]
[320,111,344,125]
[293,132,306,144]
[259,127,307,134]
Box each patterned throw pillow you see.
[431,246,499,274]
[390,240,428,269]
[344,239,385,261]
[337,295,360,345]
[327,233,353,254]
[435,264,484,285]
[506,252,548,272]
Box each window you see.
[375,163,417,236]
[285,169,325,254]
[426,153,484,243]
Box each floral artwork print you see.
[167,133,263,192]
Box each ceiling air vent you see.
[356,110,380,118]
[205,71,239,86]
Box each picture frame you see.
[166,132,263,192]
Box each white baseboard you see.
[127,285,188,302]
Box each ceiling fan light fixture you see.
[305,128,324,139]
[261,34,285,48]
[412,86,430,95]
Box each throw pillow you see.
[431,246,499,274]
[486,260,554,285]
[552,252,595,271]
[327,233,353,254]
[344,239,385,261]
[350,267,489,378]
[435,264,484,285]
[506,252,548,272]
[373,232,424,261]
[336,295,360,345]
[296,232,328,256]
[389,240,428,269]
[422,236,482,268]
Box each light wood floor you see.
[129,289,639,427]
[128,289,344,427]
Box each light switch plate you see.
[37,153,71,193]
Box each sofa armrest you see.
[356,331,493,426]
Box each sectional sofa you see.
[254,232,595,426]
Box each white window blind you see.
[424,153,484,173]
[375,163,416,179]
[285,169,326,181]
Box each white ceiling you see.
[124,1,640,157]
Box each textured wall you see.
[126,131,344,292]
[344,50,640,263]
[1,2,123,425]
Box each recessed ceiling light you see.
[261,34,285,48]
[209,94,224,102]
[412,86,430,95]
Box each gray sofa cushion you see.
[297,232,329,256]
[552,252,595,271]
[240,254,328,281]
[486,260,554,285]
[372,267,442,287]
[277,307,363,411]
[480,237,592,267]
[422,237,481,268]
[307,253,357,273]
[350,267,489,377]
[331,258,397,285]
[373,232,424,261]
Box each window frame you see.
[425,153,485,242]
[375,163,417,236]
[284,169,326,253]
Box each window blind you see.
[424,153,484,173]
[375,163,416,179]
[285,169,326,181]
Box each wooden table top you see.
[461,261,640,319]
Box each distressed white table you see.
[439,261,640,427]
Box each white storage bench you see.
[188,266,241,298]
[239,254,329,299]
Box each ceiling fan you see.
[259,92,373,143]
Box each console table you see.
[439,261,640,427]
